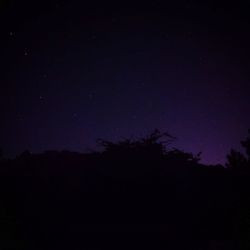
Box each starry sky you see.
[1,1,250,164]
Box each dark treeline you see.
[1,129,250,249]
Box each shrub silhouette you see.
[225,130,250,249]
[98,129,175,156]
[241,129,250,160]
[226,129,250,170]
[226,149,248,169]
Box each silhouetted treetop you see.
[95,129,202,167]
[97,129,176,157]
[226,129,250,169]
[226,149,248,169]
[241,129,250,160]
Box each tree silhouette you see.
[97,129,176,156]
[226,149,248,169]
[225,129,250,249]
[241,129,250,160]
[226,129,250,169]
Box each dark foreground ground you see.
[0,147,250,249]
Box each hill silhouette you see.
[0,129,250,249]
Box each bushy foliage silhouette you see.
[225,130,250,249]
[97,129,175,156]
[226,149,248,169]
[241,129,250,159]
[226,129,250,170]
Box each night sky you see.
[1,1,250,164]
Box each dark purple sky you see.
[1,1,250,164]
